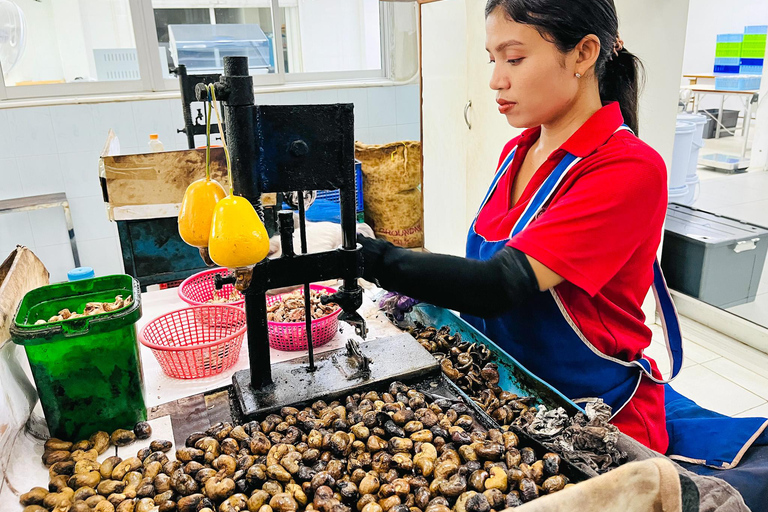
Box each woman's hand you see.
[357,233,395,285]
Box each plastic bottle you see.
[148,134,165,152]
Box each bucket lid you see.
[676,121,696,133]
[68,267,95,281]
[677,113,707,125]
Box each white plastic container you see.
[669,121,694,204]
[676,113,707,205]
[148,134,165,152]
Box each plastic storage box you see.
[744,26,768,35]
[739,58,764,75]
[741,34,767,59]
[716,35,743,58]
[661,205,768,308]
[699,108,739,139]
[715,75,761,91]
[714,57,740,74]
[10,275,145,440]
[168,24,273,74]
[306,160,365,223]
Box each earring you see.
[575,72,582,78]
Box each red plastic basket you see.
[139,305,247,379]
[178,268,244,307]
[267,285,341,351]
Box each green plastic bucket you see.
[11,274,146,440]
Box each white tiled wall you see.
[0,84,420,283]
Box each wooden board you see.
[101,148,230,208]
[147,388,235,447]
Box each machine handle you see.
[464,100,472,130]
[733,238,759,253]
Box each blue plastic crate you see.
[716,57,741,66]
[740,65,764,74]
[740,58,764,66]
[717,33,744,43]
[716,75,762,90]
[745,25,768,35]
[314,160,365,213]
[715,65,741,74]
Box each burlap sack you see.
[355,141,423,248]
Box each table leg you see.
[741,96,754,159]
[62,201,81,268]
[716,95,725,139]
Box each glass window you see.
[282,0,382,74]
[1,0,139,86]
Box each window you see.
[278,0,382,75]
[1,0,139,87]
[0,0,401,100]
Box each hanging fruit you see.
[177,178,227,248]
[208,195,270,268]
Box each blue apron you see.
[463,126,768,475]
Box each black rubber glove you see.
[357,234,540,318]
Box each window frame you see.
[0,0,392,100]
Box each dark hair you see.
[485,0,645,134]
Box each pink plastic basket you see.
[267,285,341,351]
[139,305,247,379]
[178,268,244,307]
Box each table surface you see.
[1,284,405,509]
[681,84,759,94]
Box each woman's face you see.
[486,6,579,129]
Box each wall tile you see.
[77,237,125,277]
[34,243,76,284]
[131,100,174,153]
[338,88,370,129]
[6,107,57,157]
[354,127,371,145]
[0,110,17,159]
[29,207,71,248]
[19,154,64,197]
[306,89,339,105]
[396,84,420,125]
[0,212,34,256]
[91,102,138,150]
[0,158,23,200]
[396,123,420,142]
[367,87,397,127]
[368,125,398,145]
[59,150,103,199]
[49,104,98,154]
[68,195,117,242]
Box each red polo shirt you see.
[475,102,669,452]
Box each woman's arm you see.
[358,235,552,318]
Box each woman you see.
[359,0,677,453]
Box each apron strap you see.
[508,123,684,384]
[642,259,685,383]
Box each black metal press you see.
[191,56,436,420]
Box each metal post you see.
[297,192,316,372]
[716,95,725,139]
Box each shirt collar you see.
[517,102,625,158]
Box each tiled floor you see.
[686,123,768,328]
[645,318,768,417]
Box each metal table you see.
[681,85,759,171]
[0,193,80,267]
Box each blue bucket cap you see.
[67,267,95,281]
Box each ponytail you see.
[486,0,646,134]
[600,48,645,134]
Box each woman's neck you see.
[536,86,604,155]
